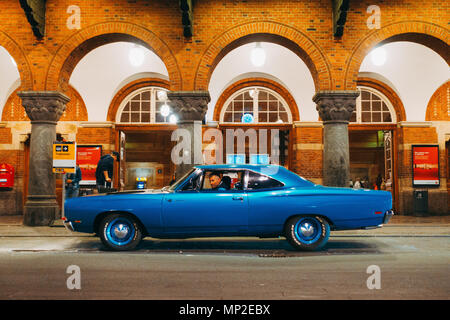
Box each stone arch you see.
[45,22,182,93]
[0,30,33,90]
[213,77,300,123]
[345,21,450,90]
[194,21,333,91]
[425,80,450,121]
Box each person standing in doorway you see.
[95,151,119,193]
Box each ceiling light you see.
[250,42,266,67]
[160,104,171,117]
[157,90,168,101]
[169,114,178,124]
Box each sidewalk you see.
[0,214,449,237]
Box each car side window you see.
[180,171,202,191]
[201,170,244,192]
[247,171,284,190]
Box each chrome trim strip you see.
[63,220,74,232]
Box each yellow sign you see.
[53,142,76,173]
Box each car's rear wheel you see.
[285,215,330,251]
[99,213,142,251]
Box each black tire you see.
[99,213,143,251]
[284,215,330,251]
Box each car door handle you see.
[232,196,244,201]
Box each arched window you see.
[351,87,397,124]
[220,87,292,124]
[116,87,176,124]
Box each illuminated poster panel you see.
[77,145,102,185]
[412,145,439,187]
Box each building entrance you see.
[349,129,396,204]
[116,129,176,190]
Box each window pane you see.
[244,100,253,112]
[235,93,244,101]
[258,91,268,100]
[130,102,140,112]
[130,112,140,122]
[233,113,242,122]
[155,112,165,123]
[371,93,381,101]
[131,94,140,102]
[141,91,150,100]
[258,101,268,112]
[279,112,288,122]
[269,112,278,122]
[120,112,129,122]
[233,100,243,112]
[268,100,278,111]
[243,90,252,100]
[361,90,370,100]
[372,101,381,111]
[361,112,371,122]
[223,112,233,122]
[383,112,392,122]
[258,113,268,122]
[361,101,370,111]
[382,102,389,112]
[123,103,130,112]
[224,103,232,113]
[141,101,150,112]
[372,112,381,122]
[247,171,283,190]
[141,112,150,122]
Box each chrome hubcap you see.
[113,224,129,239]
[300,222,315,237]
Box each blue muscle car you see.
[63,165,394,251]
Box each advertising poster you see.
[412,145,439,186]
[77,145,102,185]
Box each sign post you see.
[53,141,77,218]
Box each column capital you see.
[312,90,359,123]
[18,91,70,124]
[167,91,211,121]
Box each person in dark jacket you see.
[65,166,82,198]
[95,151,119,192]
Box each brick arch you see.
[213,77,300,123]
[194,21,333,92]
[425,80,450,121]
[2,85,88,121]
[107,78,170,122]
[0,30,33,90]
[357,77,407,123]
[45,22,182,93]
[345,21,450,90]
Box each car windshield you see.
[165,168,197,191]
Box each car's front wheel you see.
[99,213,142,251]
[285,216,330,251]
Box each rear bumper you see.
[383,209,394,224]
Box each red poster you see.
[412,145,439,186]
[77,146,102,185]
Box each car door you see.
[246,170,289,235]
[161,170,248,236]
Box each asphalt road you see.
[0,226,449,300]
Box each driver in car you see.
[209,173,226,191]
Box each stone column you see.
[313,91,359,187]
[18,91,70,226]
[167,91,210,179]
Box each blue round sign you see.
[241,113,254,123]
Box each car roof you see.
[196,164,314,188]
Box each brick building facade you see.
[0,0,448,219]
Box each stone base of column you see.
[23,196,59,226]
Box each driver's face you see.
[209,175,221,188]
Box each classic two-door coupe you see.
[64,165,394,251]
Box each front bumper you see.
[383,209,394,224]
[63,220,75,232]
